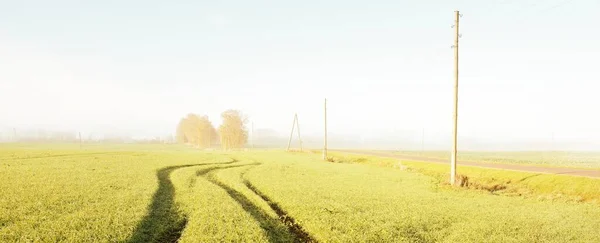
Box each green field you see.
[1,145,600,242]
[393,150,600,168]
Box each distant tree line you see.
[0,128,177,144]
[176,109,248,150]
[2,129,78,142]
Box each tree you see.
[218,109,248,150]
[175,113,217,148]
[176,118,188,144]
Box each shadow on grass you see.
[518,173,543,182]
[199,164,299,243]
[127,160,239,243]
[243,180,318,243]
[518,171,583,183]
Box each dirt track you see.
[338,150,600,179]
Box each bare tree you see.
[218,109,248,150]
[176,118,188,144]
[176,113,217,148]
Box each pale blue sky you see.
[0,0,599,149]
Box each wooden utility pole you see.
[287,115,296,151]
[286,114,302,151]
[450,10,460,185]
[79,132,82,149]
[323,98,328,160]
[251,122,254,149]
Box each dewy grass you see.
[327,151,600,203]
[0,145,252,242]
[2,144,600,242]
[401,160,600,203]
[393,150,600,169]
[242,151,600,242]
[173,162,284,242]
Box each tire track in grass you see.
[127,164,196,243]
[199,163,318,243]
[186,159,240,189]
[243,179,318,243]
[129,159,317,243]
[128,159,239,243]
[201,163,296,242]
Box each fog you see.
[1,1,599,151]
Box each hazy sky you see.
[1,0,599,148]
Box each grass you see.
[324,151,600,203]
[173,160,293,242]
[392,150,600,168]
[1,149,169,242]
[402,160,600,203]
[244,151,600,242]
[1,144,600,242]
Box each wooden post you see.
[323,98,328,160]
[287,114,297,151]
[450,10,460,185]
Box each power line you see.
[507,0,576,24]
[541,0,575,12]
[478,0,576,28]
[480,0,538,15]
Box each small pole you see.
[450,10,460,185]
[286,114,297,151]
[251,122,255,149]
[323,98,328,160]
[79,132,82,149]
